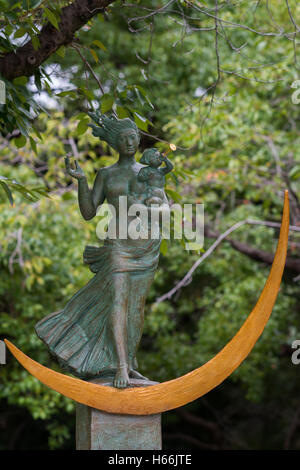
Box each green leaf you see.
[133,112,148,131]
[5,24,13,36]
[165,188,182,202]
[44,8,59,30]
[116,106,130,119]
[34,70,42,91]
[0,180,14,205]
[56,90,77,98]
[92,40,107,51]
[32,187,50,198]
[31,33,40,50]
[19,106,32,119]
[74,112,88,121]
[14,28,27,39]
[134,86,145,107]
[30,0,43,7]
[13,76,28,86]
[29,136,37,155]
[14,134,27,148]
[101,94,114,113]
[169,171,179,185]
[289,165,300,180]
[79,88,94,101]
[89,48,99,63]
[77,120,89,136]
[56,46,65,58]
[132,85,154,109]
[32,125,43,141]
[160,238,168,256]
[15,116,29,136]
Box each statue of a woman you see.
[35,114,170,389]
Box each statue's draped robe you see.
[35,236,160,379]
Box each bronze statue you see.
[137,148,173,206]
[35,113,171,389]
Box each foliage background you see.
[0,0,300,450]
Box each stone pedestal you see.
[76,378,162,450]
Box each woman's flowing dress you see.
[35,236,160,379]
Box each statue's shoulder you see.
[96,163,118,177]
[137,165,149,176]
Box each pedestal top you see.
[88,377,159,388]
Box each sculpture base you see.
[76,378,162,450]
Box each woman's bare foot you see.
[130,369,149,380]
[114,367,130,388]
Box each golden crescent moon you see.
[5,191,289,416]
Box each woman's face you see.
[117,129,139,156]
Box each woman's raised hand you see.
[65,156,85,180]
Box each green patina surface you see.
[76,379,162,450]
[35,113,173,389]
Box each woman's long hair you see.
[88,112,140,151]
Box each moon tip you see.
[3,339,11,351]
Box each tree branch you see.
[0,0,116,81]
[156,218,300,304]
[225,236,300,273]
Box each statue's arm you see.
[65,156,105,221]
[78,169,105,221]
[160,156,174,175]
[137,167,149,182]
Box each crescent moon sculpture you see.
[5,191,289,416]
